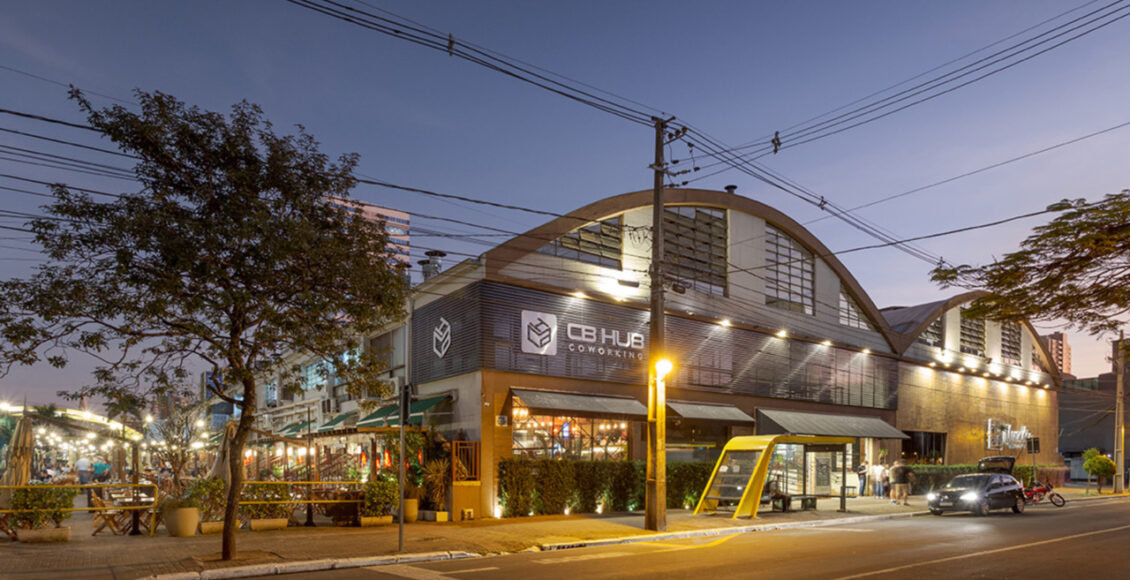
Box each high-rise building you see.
[328,197,411,264]
[1043,332,1072,377]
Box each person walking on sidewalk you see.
[856,460,869,497]
[871,462,888,498]
[890,460,915,505]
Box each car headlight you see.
[926,492,938,501]
[960,492,980,502]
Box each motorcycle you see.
[1023,481,1066,507]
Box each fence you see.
[0,482,159,538]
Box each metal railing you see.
[452,441,480,482]
[0,483,159,537]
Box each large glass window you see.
[301,361,326,391]
[765,225,814,315]
[917,318,943,347]
[510,405,628,460]
[1001,322,1022,365]
[536,217,622,269]
[838,288,871,330]
[663,206,728,296]
[902,431,947,464]
[959,307,985,356]
[264,382,278,406]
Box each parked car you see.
[926,472,1026,516]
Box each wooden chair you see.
[90,495,129,536]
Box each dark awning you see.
[667,401,755,423]
[511,388,647,420]
[756,409,908,439]
[356,405,397,429]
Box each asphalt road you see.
[267,497,1130,579]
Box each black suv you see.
[926,456,1025,516]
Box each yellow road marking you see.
[638,533,740,551]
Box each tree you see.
[148,399,208,496]
[931,192,1130,334]
[0,90,407,559]
[1083,449,1117,494]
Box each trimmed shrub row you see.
[498,459,712,516]
[908,464,1068,494]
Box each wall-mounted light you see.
[718,319,732,327]
[822,340,832,346]
[861,348,871,354]
[776,329,788,338]
[572,291,588,299]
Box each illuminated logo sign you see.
[520,309,645,359]
[986,418,1031,450]
[432,317,451,358]
[521,311,557,355]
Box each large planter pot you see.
[17,527,71,543]
[165,507,200,537]
[403,498,419,523]
[199,521,224,534]
[433,510,448,523]
[360,515,394,527]
[249,518,288,531]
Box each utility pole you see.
[646,116,673,532]
[1116,330,1125,494]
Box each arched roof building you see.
[251,187,1061,518]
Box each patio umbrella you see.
[0,414,34,509]
[207,422,235,486]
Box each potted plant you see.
[360,476,397,526]
[11,485,78,543]
[240,483,292,531]
[160,494,201,537]
[401,477,420,523]
[188,477,226,534]
[421,458,450,522]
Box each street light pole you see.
[646,116,672,532]
[1116,331,1125,494]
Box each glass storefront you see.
[511,405,629,460]
[766,443,855,496]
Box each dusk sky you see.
[2,1,1128,407]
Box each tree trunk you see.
[221,383,257,561]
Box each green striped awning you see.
[316,411,357,433]
[356,405,398,429]
[356,395,449,429]
[277,420,313,437]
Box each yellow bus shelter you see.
[693,434,855,519]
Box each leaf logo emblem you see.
[433,317,451,358]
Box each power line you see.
[0,64,135,105]
[0,126,137,159]
[0,108,97,132]
[285,0,655,126]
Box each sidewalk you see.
[2,492,1125,580]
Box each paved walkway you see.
[2,489,1124,580]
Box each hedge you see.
[497,459,710,517]
[908,463,1069,494]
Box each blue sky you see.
[1,1,1128,405]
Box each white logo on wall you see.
[520,309,645,360]
[433,317,451,358]
[986,418,1031,450]
[521,311,557,356]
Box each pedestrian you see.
[870,461,887,498]
[882,464,892,498]
[856,460,869,497]
[890,460,916,505]
[93,457,110,483]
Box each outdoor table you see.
[114,495,155,535]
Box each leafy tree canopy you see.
[0,89,408,558]
[932,192,1130,335]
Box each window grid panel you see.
[765,225,814,315]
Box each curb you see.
[140,551,477,580]
[538,510,927,551]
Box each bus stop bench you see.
[772,494,818,512]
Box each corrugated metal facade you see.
[414,281,896,410]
